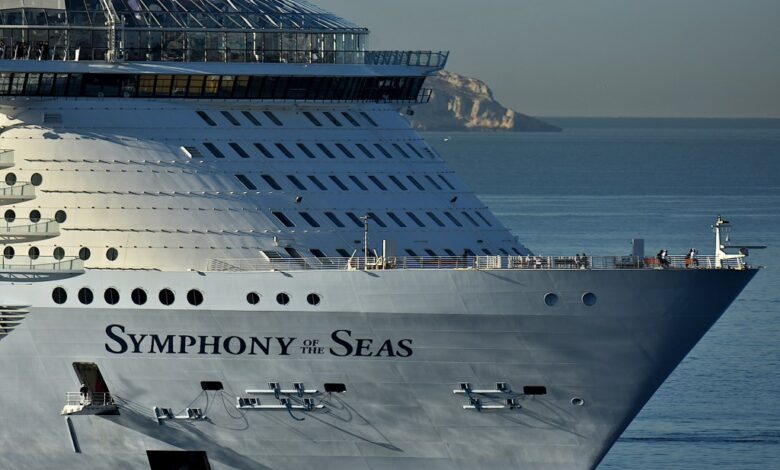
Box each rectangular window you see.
[386,212,406,227]
[512,248,522,255]
[299,212,320,228]
[335,143,355,159]
[203,142,225,158]
[221,111,240,126]
[444,211,463,227]
[196,111,216,126]
[392,143,411,159]
[273,211,295,227]
[388,175,407,191]
[482,249,493,255]
[360,111,378,127]
[405,249,418,257]
[439,174,456,190]
[356,144,375,159]
[235,174,257,190]
[462,211,479,227]
[367,212,386,228]
[406,212,425,227]
[427,212,446,227]
[275,143,295,159]
[346,212,364,227]
[444,249,457,256]
[308,175,327,190]
[475,211,493,227]
[425,249,438,257]
[229,143,250,158]
[368,175,387,191]
[322,111,342,127]
[285,247,302,258]
[297,143,316,159]
[254,143,274,159]
[425,147,438,159]
[341,112,360,127]
[310,249,328,258]
[407,143,425,159]
[336,249,352,257]
[242,111,261,126]
[287,175,307,190]
[325,212,345,228]
[329,175,349,191]
[425,175,442,190]
[261,174,282,190]
[317,143,336,159]
[302,111,322,126]
[349,175,368,191]
[374,144,393,159]
[406,175,425,190]
[264,111,283,126]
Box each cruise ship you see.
[0,1,762,469]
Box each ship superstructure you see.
[0,2,761,470]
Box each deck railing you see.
[0,256,83,271]
[208,254,736,273]
[64,392,113,407]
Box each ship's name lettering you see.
[104,325,413,358]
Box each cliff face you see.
[410,71,561,132]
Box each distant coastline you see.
[542,117,780,130]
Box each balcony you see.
[0,150,14,170]
[0,219,59,243]
[0,256,83,273]
[0,183,34,205]
[61,392,117,416]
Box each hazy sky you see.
[317,0,780,117]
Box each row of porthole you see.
[4,246,115,261]
[51,287,322,307]
[5,172,43,187]
[544,292,598,307]
[3,209,64,224]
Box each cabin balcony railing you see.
[0,219,59,242]
[64,392,113,407]
[0,183,35,204]
[207,254,740,273]
[0,150,14,170]
[0,256,83,272]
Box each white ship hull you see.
[0,267,756,469]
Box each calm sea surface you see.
[425,119,780,469]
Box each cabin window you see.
[424,175,442,190]
[187,289,204,306]
[203,142,225,159]
[261,174,282,190]
[307,175,327,190]
[444,212,463,227]
[406,212,425,227]
[317,143,336,159]
[273,212,295,228]
[235,174,257,190]
[392,143,411,159]
[407,143,425,158]
[287,175,307,190]
[246,292,260,305]
[386,212,406,227]
[341,112,360,127]
[78,247,91,260]
[335,143,355,159]
[229,143,250,159]
[242,111,261,126]
[329,175,349,191]
[374,144,393,159]
[325,212,345,228]
[306,293,322,305]
[220,111,240,126]
[427,212,446,227]
[439,174,456,190]
[407,175,425,190]
[104,288,120,305]
[196,111,216,126]
[52,287,67,304]
[159,289,175,306]
[263,111,283,126]
[462,212,479,227]
[2,246,13,259]
[78,287,94,305]
[297,143,316,159]
[348,176,368,191]
[368,175,387,191]
[106,247,119,261]
[345,212,364,228]
[322,111,342,126]
[359,112,378,127]
[275,143,295,159]
[388,175,407,191]
[276,293,291,305]
[475,211,493,227]
[299,212,320,228]
[254,143,274,159]
[131,288,147,305]
[336,249,351,257]
[356,143,375,159]
[303,111,322,126]
[367,212,386,228]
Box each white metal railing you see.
[0,182,34,199]
[64,392,113,407]
[207,254,737,273]
[0,149,13,167]
[0,219,58,235]
[0,256,83,271]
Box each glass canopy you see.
[0,0,368,62]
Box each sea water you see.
[426,119,780,469]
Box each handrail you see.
[0,218,58,234]
[65,392,113,407]
[0,256,83,271]
[207,254,738,273]
[0,183,35,198]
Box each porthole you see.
[246,292,260,305]
[106,247,118,261]
[306,293,321,306]
[276,293,290,305]
[52,287,67,304]
[54,210,67,223]
[30,173,43,186]
[5,173,16,186]
[571,397,585,406]
[53,247,65,260]
[159,288,175,306]
[186,289,204,306]
[131,288,147,305]
[544,293,558,307]
[78,287,94,305]
[3,246,14,259]
[4,209,15,223]
[104,287,120,305]
[582,292,597,306]
[28,246,39,259]
[78,247,91,261]
[29,210,41,223]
